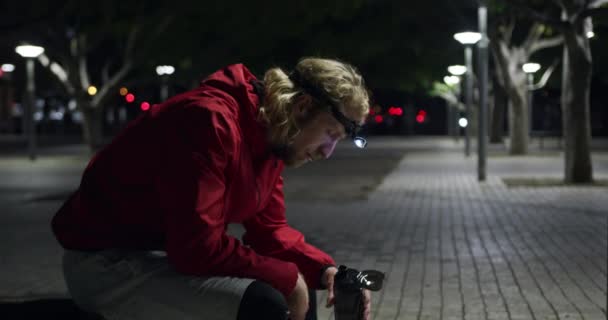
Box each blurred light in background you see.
[444,75,460,86]
[119,87,129,96]
[388,106,403,116]
[1,64,15,72]
[49,110,64,121]
[587,31,595,39]
[447,65,466,76]
[87,86,98,96]
[453,32,482,45]
[140,101,150,111]
[156,65,175,76]
[15,44,45,58]
[458,117,468,128]
[522,63,541,74]
[415,110,427,123]
[126,93,135,103]
[374,115,383,124]
[68,99,77,111]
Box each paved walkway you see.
[1,137,607,320]
[285,143,608,320]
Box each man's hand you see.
[361,288,371,320]
[287,273,309,320]
[321,266,338,307]
[322,266,372,320]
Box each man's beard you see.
[269,105,320,167]
[271,143,298,167]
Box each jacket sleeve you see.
[242,176,336,290]
[157,106,299,298]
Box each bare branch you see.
[522,23,545,53]
[101,60,111,84]
[578,7,608,21]
[77,35,90,91]
[490,45,506,89]
[504,16,515,45]
[509,0,568,29]
[528,35,564,55]
[529,59,560,90]
[499,41,512,66]
[91,60,133,107]
[150,15,175,38]
[124,23,141,60]
[69,37,78,58]
[37,54,76,95]
[590,0,608,8]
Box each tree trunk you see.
[561,27,593,183]
[490,77,506,143]
[80,102,105,152]
[508,85,528,154]
[491,41,530,154]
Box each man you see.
[52,57,372,320]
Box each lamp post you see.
[522,62,540,137]
[156,65,175,101]
[15,44,44,160]
[454,32,481,158]
[477,3,489,181]
[447,65,467,140]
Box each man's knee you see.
[237,281,289,320]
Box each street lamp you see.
[1,64,16,73]
[454,32,481,158]
[477,3,490,182]
[156,65,175,101]
[15,44,45,160]
[523,62,541,137]
[446,65,467,140]
[443,75,460,86]
[447,65,467,76]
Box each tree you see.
[42,2,174,150]
[2,1,174,150]
[510,0,608,182]
[489,14,563,154]
[490,72,507,143]
[557,0,606,182]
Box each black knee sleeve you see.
[237,281,289,320]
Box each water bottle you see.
[333,265,385,320]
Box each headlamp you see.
[289,70,368,148]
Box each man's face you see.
[282,104,364,168]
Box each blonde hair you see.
[258,57,370,147]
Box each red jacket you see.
[51,64,335,298]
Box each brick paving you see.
[285,148,608,320]
[1,138,607,320]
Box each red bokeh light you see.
[415,109,427,123]
[388,106,403,116]
[140,101,150,111]
[125,93,135,103]
[369,109,375,116]
[374,115,384,124]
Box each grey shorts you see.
[62,249,254,320]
